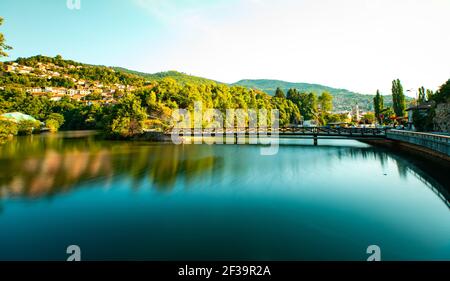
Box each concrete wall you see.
[387,130,450,157]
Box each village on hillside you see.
[2,61,137,105]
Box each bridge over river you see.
[165,127,449,156]
[167,127,388,145]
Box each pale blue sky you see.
[1,0,449,95]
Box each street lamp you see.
[406,88,417,105]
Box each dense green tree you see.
[417,86,426,104]
[272,97,301,126]
[286,89,320,122]
[323,112,349,125]
[17,120,41,135]
[373,90,384,124]
[0,118,18,144]
[426,89,434,101]
[274,87,285,99]
[392,79,406,117]
[318,92,333,112]
[380,107,395,125]
[45,113,65,132]
[286,89,300,111]
[106,93,147,138]
[46,113,65,125]
[286,88,299,102]
[0,87,52,119]
[316,92,333,125]
[46,119,60,133]
[299,93,318,121]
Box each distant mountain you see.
[233,79,393,112]
[113,68,221,85]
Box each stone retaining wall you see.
[387,130,450,157]
[434,103,450,133]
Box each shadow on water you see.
[0,131,448,208]
[348,146,450,208]
[360,141,450,208]
[277,142,450,208]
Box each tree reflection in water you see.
[0,132,448,208]
[0,131,221,198]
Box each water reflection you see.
[1,132,450,261]
[0,132,221,198]
[0,132,448,208]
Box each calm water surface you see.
[0,131,449,260]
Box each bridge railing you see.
[387,129,450,144]
[168,127,387,136]
[386,129,450,157]
[279,127,387,136]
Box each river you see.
[0,131,449,260]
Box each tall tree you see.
[426,89,434,101]
[373,90,384,124]
[274,87,285,99]
[286,88,298,100]
[107,93,147,138]
[299,92,318,121]
[392,79,406,117]
[0,17,12,57]
[417,86,426,104]
[318,92,333,112]
[286,88,301,114]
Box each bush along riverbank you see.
[0,113,65,144]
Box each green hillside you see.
[233,79,394,111]
[4,55,147,87]
[113,68,221,85]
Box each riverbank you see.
[386,130,450,158]
[366,138,450,162]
